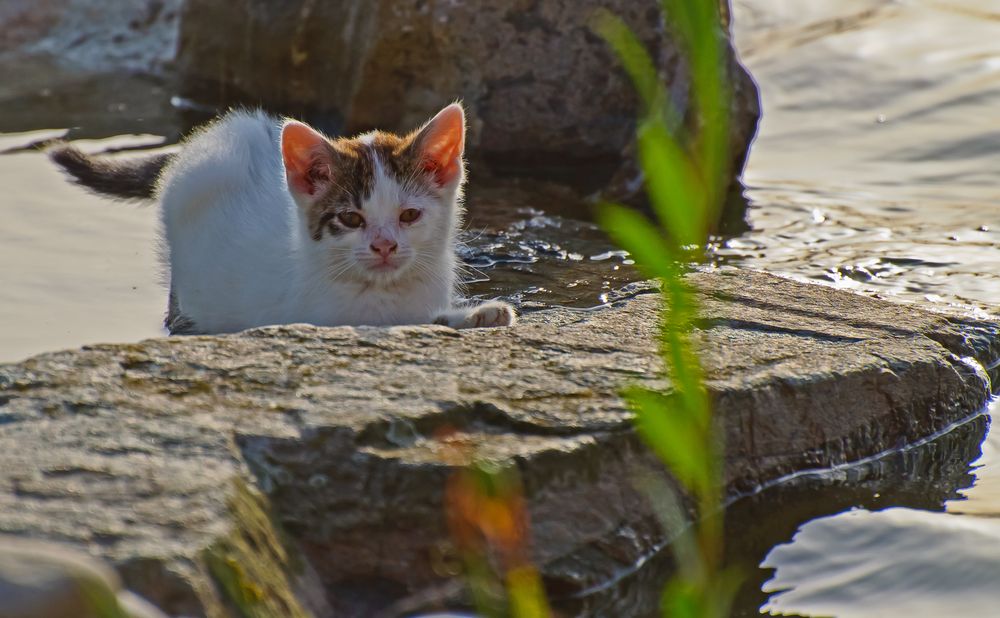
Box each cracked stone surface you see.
[1,269,996,616]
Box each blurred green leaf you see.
[661,577,703,618]
[592,11,663,117]
[629,387,711,496]
[637,117,706,247]
[593,2,741,616]
[78,576,131,618]
[507,566,551,618]
[660,0,698,50]
[595,203,674,279]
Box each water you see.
[2,0,1000,616]
[757,405,999,618]
[722,0,1000,317]
[725,1,1000,615]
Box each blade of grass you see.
[592,11,665,117]
[629,387,712,496]
[637,116,706,247]
[595,203,674,280]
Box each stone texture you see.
[0,0,181,75]
[174,0,759,200]
[0,269,996,616]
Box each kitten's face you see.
[281,104,465,286]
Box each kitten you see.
[50,103,515,334]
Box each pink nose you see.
[370,238,398,258]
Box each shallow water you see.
[2,0,1000,616]
[727,1,1000,615]
[0,132,166,363]
[724,0,1000,317]
[754,406,1000,618]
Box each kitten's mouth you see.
[368,259,403,273]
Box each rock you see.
[0,536,167,618]
[0,0,181,75]
[174,0,759,201]
[0,0,184,137]
[0,0,759,214]
[0,269,995,616]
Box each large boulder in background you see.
[175,0,759,198]
[0,0,759,210]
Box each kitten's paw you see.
[467,301,516,328]
[434,301,516,329]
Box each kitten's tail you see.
[48,144,171,201]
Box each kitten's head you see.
[281,103,465,285]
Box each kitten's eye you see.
[337,211,365,228]
[399,208,422,224]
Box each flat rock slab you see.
[1,269,996,616]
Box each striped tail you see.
[49,144,171,201]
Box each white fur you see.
[156,109,512,333]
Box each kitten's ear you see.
[413,103,465,187]
[281,120,335,203]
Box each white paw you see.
[434,301,516,329]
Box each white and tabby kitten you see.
[52,103,515,334]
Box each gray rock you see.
[174,0,759,202]
[0,0,181,75]
[0,269,995,616]
[0,0,185,137]
[0,0,759,212]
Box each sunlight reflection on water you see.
[732,0,1000,615]
[761,401,1000,618]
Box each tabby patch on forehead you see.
[339,132,436,195]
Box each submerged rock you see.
[0,269,995,616]
[0,0,184,136]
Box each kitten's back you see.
[158,110,285,223]
[159,110,298,333]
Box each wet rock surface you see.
[1,269,996,616]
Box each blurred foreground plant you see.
[593,1,741,616]
[449,1,740,616]
[446,460,551,618]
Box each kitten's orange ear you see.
[281,120,334,201]
[414,103,465,187]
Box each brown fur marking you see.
[306,129,440,242]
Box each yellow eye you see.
[337,211,365,228]
[399,208,422,224]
